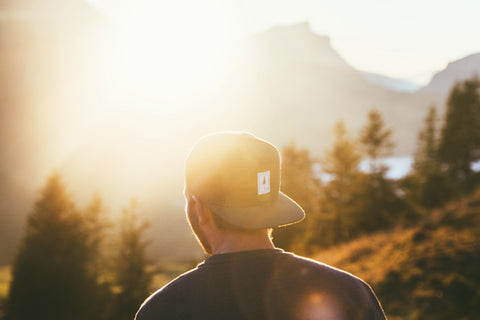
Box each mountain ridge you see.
[251,22,352,68]
[420,53,480,95]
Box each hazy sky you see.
[88,0,480,84]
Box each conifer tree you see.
[274,143,320,251]
[438,78,480,193]
[280,143,320,209]
[83,194,110,271]
[82,194,113,320]
[359,109,395,174]
[322,121,362,187]
[413,106,439,175]
[410,106,452,208]
[5,173,100,320]
[320,121,363,243]
[112,198,153,320]
[357,110,406,230]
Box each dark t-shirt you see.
[136,249,386,320]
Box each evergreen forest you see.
[1,78,480,320]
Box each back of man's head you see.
[185,131,305,230]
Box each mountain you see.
[245,22,351,68]
[420,53,480,95]
[361,71,421,92]
[208,22,436,156]
[313,187,480,319]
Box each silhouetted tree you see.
[320,121,363,244]
[112,198,154,320]
[357,110,408,230]
[81,194,114,320]
[409,106,453,208]
[438,78,480,193]
[413,106,440,175]
[359,109,395,174]
[274,143,321,252]
[5,173,101,320]
[84,194,110,267]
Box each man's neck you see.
[211,232,275,255]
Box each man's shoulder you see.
[278,251,367,285]
[135,268,199,320]
[136,251,386,320]
[277,252,386,319]
[145,266,200,298]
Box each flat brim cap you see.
[207,191,304,229]
[185,131,305,229]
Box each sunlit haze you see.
[99,1,239,104]
[1,0,479,229]
[88,0,480,84]
[2,1,480,315]
[5,0,476,208]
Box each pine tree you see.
[410,106,452,208]
[320,121,363,244]
[5,173,100,320]
[359,109,395,174]
[322,121,362,187]
[438,78,480,193]
[82,194,113,320]
[273,143,321,251]
[112,198,153,320]
[413,106,439,175]
[357,110,406,231]
[83,194,109,269]
[280,143,320,209]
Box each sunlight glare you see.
[102,0,239,108]
[49,1,246,201]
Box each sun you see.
[48,1,247,201]
[96,0,241,109]
[42,1,248,199]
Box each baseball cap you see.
[184,131,305,229]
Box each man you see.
[136,131,387,320]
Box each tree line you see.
[2,174,153,320]
[275,77,480,252]
[1,77,479,320]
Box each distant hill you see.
[211,22,437,156]
[313,188,480,319]
[420,53,480,96]
[245,22,352,68]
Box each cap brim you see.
[207,192,305,229]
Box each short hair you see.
[210,209,273,239]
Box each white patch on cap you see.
[257,171,270,195]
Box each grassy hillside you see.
[314,188,480,320]
[2,187,479,319]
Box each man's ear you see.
[191,195,211,225]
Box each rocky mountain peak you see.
[245,21,349,68]
[420,53,480,94]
